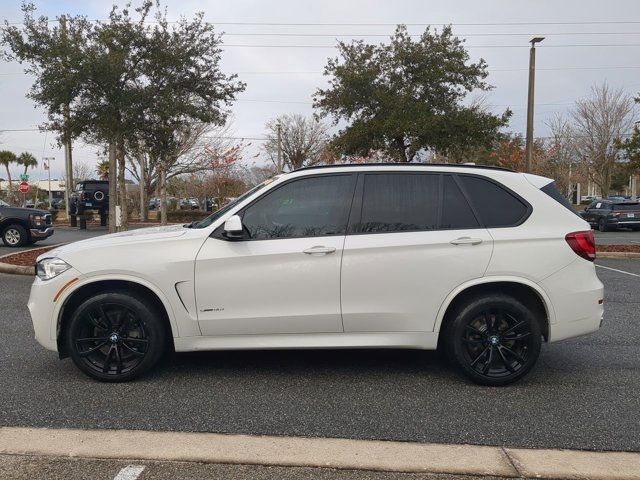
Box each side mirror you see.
[223,214,244,240]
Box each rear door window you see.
[358,173,439,233]
[458,175,530,227]
[441,176,480,229]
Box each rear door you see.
[340,173,493,333]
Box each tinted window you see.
[242,175,355,240]
[541,182,576,213]
[458,175,529,227]
[441,176,479,229]
[613,203,640,211]
[359,173,439,232]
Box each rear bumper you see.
[30,227,54,240]
[540,258,604,342]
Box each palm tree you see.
[0,150,17,189]
[96,159,109,180]
[17,152,38,175]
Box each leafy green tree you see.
[2,4,93,213]
[17,152,38,174]
[314,25,510,162]
[131,8,245,224]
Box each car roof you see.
[294,162,515,173]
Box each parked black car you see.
[69,180,109,216]
[0,199,54,247]
[580,199,640,231]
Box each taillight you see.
[565,230,596,261]
[80,192,87,201]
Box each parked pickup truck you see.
[0,199,54,247]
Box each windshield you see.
[191,178,276,229]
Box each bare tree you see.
[572,83,635,197]
[545,114,579,198]
[264,114,329,171]
[127,121,245,224]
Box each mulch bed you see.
[597,244,640,253]
[0,246,60,267]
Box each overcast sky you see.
[1,0,639,182]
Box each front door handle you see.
[450,237,483,246]
[303,246,336,256]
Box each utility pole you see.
[60,14,76,227]
[276,122,283,171]
[525,37,544,173]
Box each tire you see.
[65,291,167,382]
[598,219,610,232]
[443,294,542,386]
[2,224,28,247]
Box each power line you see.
[221,43,640,49]
[5,19,640,27]
[222,31,640,38]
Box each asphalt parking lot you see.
[0,227,105,256]
[0,257,638,454]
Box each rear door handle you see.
[450,237,483,246]
[303,246,336,255]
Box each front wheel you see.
[598,219,610,232]
[66,291,167,382]
[2,224,28,247]
[444,294,542,386]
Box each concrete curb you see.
[0,243,68,276]
[1,427,639,479]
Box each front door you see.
[195,174,357,336]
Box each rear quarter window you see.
[458,175,530,228]
[540,181,577,214]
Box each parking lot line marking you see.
[113,465,145,480]
[596,264,640,278]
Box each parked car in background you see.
[29,164,603,386]
[179,198,200,210]
[148,198,160,210]
[580,199,640,231]
[50,198,65,210]
[69,181,109,217]
[1,199,54,247]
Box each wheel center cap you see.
[489,335,500,346]
[109,333,119,343]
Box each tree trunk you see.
[139,155,148,222]
[116,135,128,231]
[159,164,168,226]
[108,141,117,233]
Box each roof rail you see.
[294,162,515,173]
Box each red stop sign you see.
[19,181,30,194]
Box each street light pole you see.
[43,156,55,207]
[525,37,544,173]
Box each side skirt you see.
[173,332,438,352]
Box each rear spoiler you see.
[522,173,554,189]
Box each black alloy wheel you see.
[446,294,541,386]
[67,292,166,381]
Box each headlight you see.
[36,258,71,280]
[29,214,44,227]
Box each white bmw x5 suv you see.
[29,164,604,386]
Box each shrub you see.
[166,210,210,223]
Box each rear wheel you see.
[598,219,610,232]
[2,224,28,247]
[66,291,167,382]
[444,294,542,386]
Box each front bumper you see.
[30,227,54,240]
[27,267,81,352]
